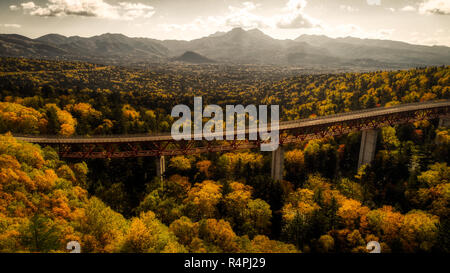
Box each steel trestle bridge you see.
[13,100,449,159]
[12,100,450,181]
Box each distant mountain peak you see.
[228,27,265,35]
[172,51,215,64]
[97,33,129,40]
[297,34,329,39]
[230,27,246,32]
[222,27,273,41]
[208,31,226,38]
[247,28,264,34]
[38,33,67,39]
[100,33,126,37]
[36,33,69,45]
[295,34,334,44]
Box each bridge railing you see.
[279,100,449,126]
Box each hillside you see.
[1,28,449,69]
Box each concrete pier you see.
[271,146,284,181]
[439,117,450,128]
[156,156,165,181]
[358,129,378,169]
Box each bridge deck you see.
[13,100,450,144]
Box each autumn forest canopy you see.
[0,57,449,253]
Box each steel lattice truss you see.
[14,101,450,159]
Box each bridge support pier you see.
[156,156,165,181]
[271,146,284,181]
[358,129,378,169]
[439,116,450,128]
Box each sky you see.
[0,0,449,46]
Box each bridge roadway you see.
[13,100,450,145]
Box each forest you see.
[0,57,449,253]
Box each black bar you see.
[2,253,447,273]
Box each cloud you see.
[407,28,450,46]
[0,24,22,28]
[161,17,212,32]
[214,0,317,30]
[275,13,315,29]
[335,24,363,35]
[161,0,319,33]
[339,5,359,12]
[285,0,307,11]
[377,28,395,38]
[401,5,417,12]
[118,2,155,19]
[366,0,381,6]
[327,24,395,40]
[15,0,155,20]
[275,0,318,29]
[9,5,20,11]
[224,1,270,29]
[160,2,269,32]
[419,0,450,15]
[222,0,319,30]
[20,2,36,10]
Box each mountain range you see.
[1,27,449,70]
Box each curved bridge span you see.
[14,100,449,144]
[13,100,450,181]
